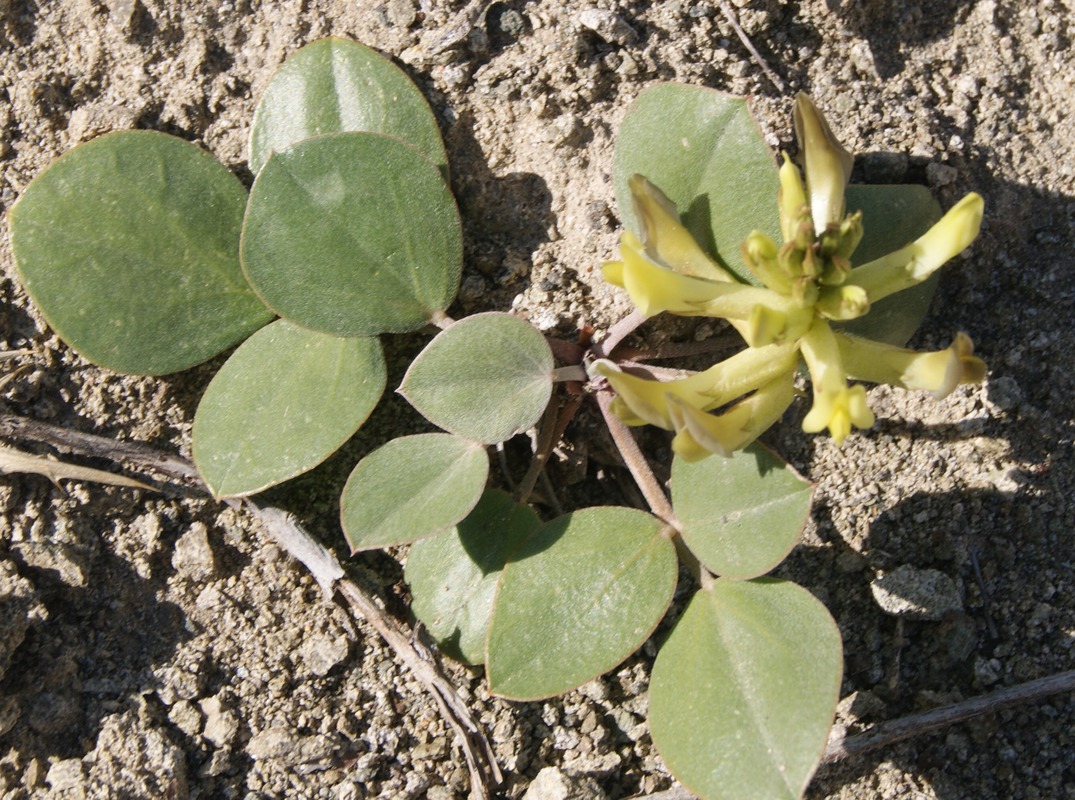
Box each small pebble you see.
[200,695,239,748]
[385,0,417,28]
[577,8,637,45]
[46,759,84,792]
[298,632,350,677]
[172,522,218,581]
[168,699,204,739]
[926,162,958,187]
[522,766,608,800]
[870,564,963,620]
[987,375,1022,411]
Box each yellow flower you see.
[667,371,796,461]
[588,341,799,431]
[597,94,987,457]
[837,331,987,400]
[845,193,984,304]
[799,321,875,445]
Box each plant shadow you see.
[819,0,978,79]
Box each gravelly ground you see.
[0,0,1073,798]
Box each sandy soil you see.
[0,0,1073,798]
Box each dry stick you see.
[0,413,201,485]
[716,0,786,92]
[635,669,1075,800]
[244,503,502,796]
[0,414,501,799]
[822,668,1075,763]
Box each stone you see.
[46,759,85,792]
[385,0,417,28]
[200,695,239,748]
[0,695,20,737]
[987,375,1022,411]
[522,766,608,800]
[247,725,336,768]
[167,699,204,739]
[28,691,78,735]
[577,9,637,45]
[926,162,958,187]
[102,0,137,29]
[67,104,138,143]
[246,726,297,761]
[870,565,963,620]
[172,522,218,581]
[85,713,188,798]
[0,559,46,681]
[298,632,350,677]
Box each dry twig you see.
[0,414,502,799]
[822,669,1075,762]
[632,669,1075,798]
[716,0,786,92]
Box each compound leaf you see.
[406,489,540,665]
[341,433,488,551]
[242,132,462,337]
[650,579,843,800]
[399,313,554,444]
[249,37,447,176]
[9,131,272,375]
[672,444,813,580]
[613,85,779,283]
[487,506,676,700]
[193,320,385,498]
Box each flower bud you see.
[793,93,853,231]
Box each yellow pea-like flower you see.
[597,94,986,457]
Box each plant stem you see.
[551,365,587,383]
[590,309,647,360]
[430,310,455,330]
[595,390,677,525]
[515,395,582,506]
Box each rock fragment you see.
[577,9,637,45]
[298,632,350,677]
[0,559,46,682]
[870,564,963,620]
[522,766,608,800]
[171,522,218,581]
[200,695,240,749]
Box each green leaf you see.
[242,132,462,337]
[486,506,677,700]
[341,433,488,551]
[613,85,779,283]
[249,37,447,177]
[650,579,843,800]
[9,131,273,375]
[671,444,813,580]
[406,489,540,665]
[398,313,554,444]
[842,184,943,345]
[192,320,385,498]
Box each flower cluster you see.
[592,94,986,460]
